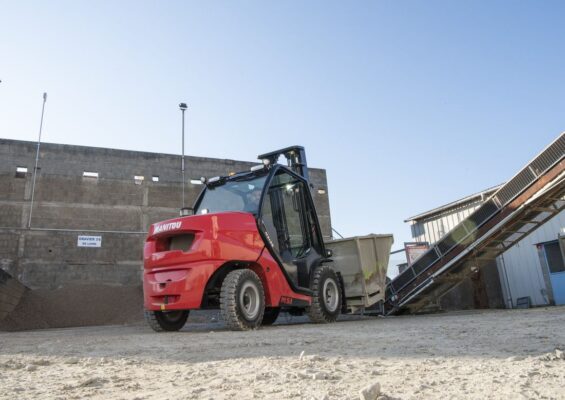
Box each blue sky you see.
[1,1,564,270]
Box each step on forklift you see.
[143,146,344,331]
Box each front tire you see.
[145,310,189,332]
[220,269,265,331]
[306,265,341,323]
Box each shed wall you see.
[409,200,484,245]
[496,210,565,307]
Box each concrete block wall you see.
[0,139,330,189]
[0,139,332,290]
[0,269,26,320]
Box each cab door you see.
[259,169,323,290]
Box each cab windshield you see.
[194,174,268,215]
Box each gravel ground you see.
[0,307,564,400]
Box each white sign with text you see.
[77,235,102,248]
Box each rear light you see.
[153,234,195,253]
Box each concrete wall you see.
[0,269,26,320]
[0,139,332,290]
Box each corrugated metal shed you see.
[497,210,565,307]
[406,186,500,245]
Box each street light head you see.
[179,103,188,111]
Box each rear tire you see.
[145,310,189,332]
[306,265,341,323]
[220,269,265,331]
[261,307,280,326]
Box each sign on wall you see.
[404,242,429,266]
[77,235,102,248]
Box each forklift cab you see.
[259,167,326,292]
[193,146,329,294]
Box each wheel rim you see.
[239,281,260,320]
[323,278,339,312]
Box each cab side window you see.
[260,190,279,253]
[261,171,310,259]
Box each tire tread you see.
[144,310,164,332]
[306,265,341,323]
[220,269,265,331]
[144,310,189,332]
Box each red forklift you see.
[143,146,344,331]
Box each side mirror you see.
[325,249,333,258]
[180,207,194,216]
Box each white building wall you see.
[497,210,565,307]
[409,202,483,245]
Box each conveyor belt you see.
[385,133,565,315]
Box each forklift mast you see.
[258,146,310,183]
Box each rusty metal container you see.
[325,234,394,311]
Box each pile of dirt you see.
[0,284,144,331]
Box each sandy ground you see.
[0,307,564,400]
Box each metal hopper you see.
[325,234,394,312]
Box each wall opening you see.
[83,171,99,179]
[15,166,28,178]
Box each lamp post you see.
[28,92,47,228]
[179,102,188,212]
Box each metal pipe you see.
[182,109,185,207]
[179,103,188,209]
[499,254,514,309]
[0,227,147,235]
[390,248,406,255]
[331,227,344,239]
[28,92,47,229]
